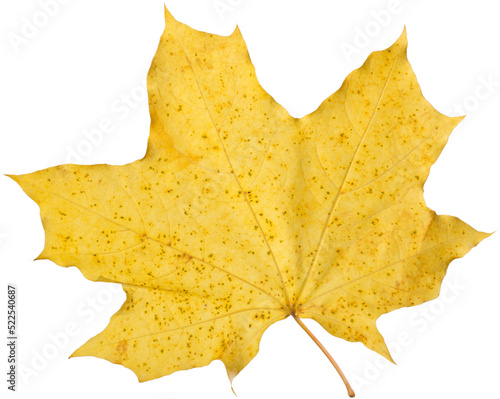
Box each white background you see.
[0,1,499,398]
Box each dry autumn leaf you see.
[8,7,490,397]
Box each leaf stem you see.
[292,314,355,397]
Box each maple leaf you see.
[8,7,490,397]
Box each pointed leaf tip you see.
[391,26,408,52]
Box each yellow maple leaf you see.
[8,7,490,397]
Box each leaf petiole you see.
[292,314,355,397]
